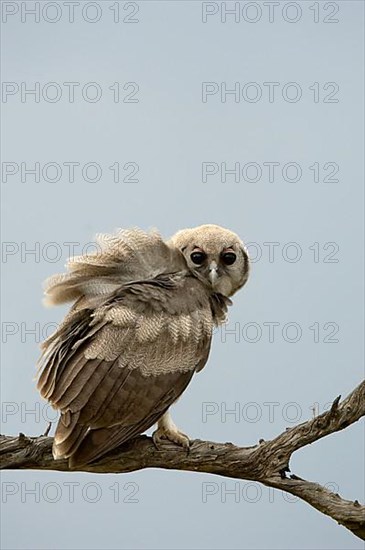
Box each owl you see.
[37,224,250,467]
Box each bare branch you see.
[265,477,365,541]
[1,379,364,540]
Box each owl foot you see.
[152,411,190,451]
[152,427,190,450]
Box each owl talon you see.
[153,412,190,451]
[152,427,190,450]
[152,431,164,451]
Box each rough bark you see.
[1,380,364,540]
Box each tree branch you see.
[1,380,364,540]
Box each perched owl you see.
[37,224,250,467]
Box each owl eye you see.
[221,252,236,265]
[190,251,206,265]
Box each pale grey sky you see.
[1,1,364,549]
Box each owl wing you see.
[37,274,214,467]
[43,228,186,307]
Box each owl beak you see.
[208,261,218,285]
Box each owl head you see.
[170,224,250,297]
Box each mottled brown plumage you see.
[37,225,250,467]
